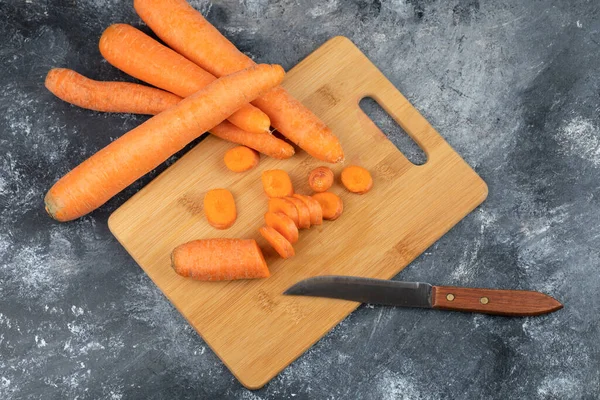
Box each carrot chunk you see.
[204,189,237,229]
[262,169,294,198]
[285,197,311,229]
[308,166,334,193]
[341,165,373,194]
[264,211,298,244]
[293,194,323,226]
[224,146,260,172]
[268,198,299,227]
[312,192,343,221]
[260,226,295,259]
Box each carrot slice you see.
[264,211,298,244]
[262,169,294,198]
[259,226,295,259]
[171,238,270,281]
[308,166,334,193]
[312,192,343,221]
[341,165,373,194]
[204,189,236,229]
[285,196,311,229]
[293,194,323,226]
[268,198,299,227]
[224,146,260,172]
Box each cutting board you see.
[108,36,488,389]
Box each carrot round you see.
[210,121,294,160]
[224,146,260,172]
[45,68,181,115]
[308,166,334,193]
[341,165,373,194]
[268,198,299,227]
[259,226,295,259]
[45,64,285,221]
[99,24,270,134]
[134,0,344,163]
[262,170,294,198]
[264,211,298,244]
[171,238,270,281]
[293,194,323,226]
[312,192,344,221]
[285,197,311,229]
[204,189,236,229]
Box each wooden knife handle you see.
[431,286,563,316]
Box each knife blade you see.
[284,276,563,317]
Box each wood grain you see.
[108,36,488,389]
[432,286,563,316]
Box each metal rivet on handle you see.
[480,297,489,305]
[446,294,455,301]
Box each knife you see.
[284,276,563,316]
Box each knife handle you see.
[431,286,563,316]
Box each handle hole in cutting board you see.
[359,97,427,165]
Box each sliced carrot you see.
[293,194,323,226]
[224,146,260,172]
[262,169,294,198]
[285,197,311,229]
[259,226,295,259]
[341,165,373,194]
[268,198,299,227]
[203,189,236,229]
[171,238,270,281]
[312,192,344,221]
[264,211,298,244]
[308,166,334,193]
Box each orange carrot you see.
[99,24,270,134]
[45,68,180,115]
[262,169,294,198]
[308,166,334,193]
[285,196,311,229]
[341,165,373,194]
[134,0,344,163]
[312,192,343,221]
[268,198,299,227]
[259,226,295,259]
[264,211,298,244]
[204,189,236,229]
[171,238,270,280]
[210,121,294,159]
[224,146,260,172]
[293,194,323,226]
[45,64,285,221]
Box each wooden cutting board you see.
[108,36,487,389]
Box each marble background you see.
[1,0,599,398]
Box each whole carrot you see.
[45,68,180,115]
[99,24,270,134]
[134,0,345,163]
[45,64,285,221]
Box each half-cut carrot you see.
[171,238,269,281]
[204,189,236,229]
[312,192,344,221]
[268,198,299,227]
[285,197,311,229]
[293,194,323,226]
[259,226,295,259]
[264,211,298,244]
[308,166,334,193]
[262,169,294,198]
[210,121,294,160]
[224,146,260,172]
[341,165,373,194]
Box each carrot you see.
[45,68,180,115]
[45,64,285,221]
[285,197,311,229]
[312,192,343,221]
[341,165,373,194]
[171,238,270,280]
[224,146,260,172]
[268,198,299,227]
[134,0,344,163]
[210,121,294,160]
[308,166,334,193]
[262,169,294,198]
[99,24,270,134]
[293,194,323,226]
[259,226,295,259]
[204,189,236,229]
[264,211,298,244]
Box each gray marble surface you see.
[2,0,599,398]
